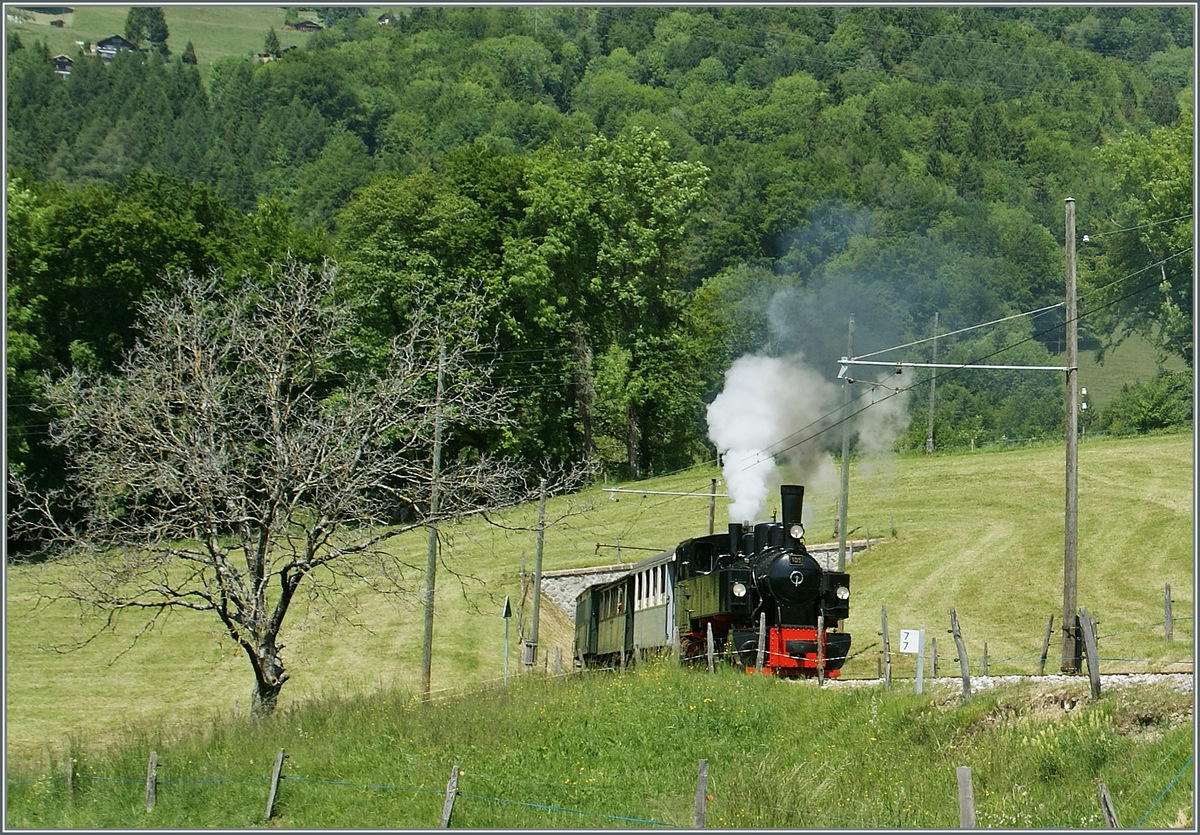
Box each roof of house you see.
[96,34,135,49]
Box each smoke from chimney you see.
[706,351,908,525]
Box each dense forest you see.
[6,6,1194,541]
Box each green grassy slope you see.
[6,662,1194,828]
[5,431,1193,770]
[1069,332,1188,410]
[5,5,315,74]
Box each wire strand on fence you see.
[22,768,683,828]
[280,775,444,796]
[458,790,677,827]
[1134,754,1194,828]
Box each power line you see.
[744,247,1192,467]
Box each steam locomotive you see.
[573,484,851,677]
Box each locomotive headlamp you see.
[788,523,805,541]
[836,585,850,600]
[732,581,748,598]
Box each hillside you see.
[7,4,1192,515]
[4,662,1193,828]
[5,431,1192,770]
[5,5,316,72]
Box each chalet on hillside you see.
[293,20,322,32]
[94,34,135,60]
[377,12,396,25]
[51,54,72,77]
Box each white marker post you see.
[899,629,926,694]
[502,596,512,684]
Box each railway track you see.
[825,671,1194,693]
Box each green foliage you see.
[1097,372,1193,436]
[1086,111,1193,367]
[5,5,1191,487]
[125,6,168,49]
[4,171,321,551]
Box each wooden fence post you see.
[956,766,976,828]
[817,612,826,686]
[65,753,73,800]
[706,622,715,673]
[981,643,988,676]
[145,751,158,813]
[440,765,460,828]
[755,612,767,673]
[264,748,286,821]
[931,636,938,678]
[950,607,972,700]
[1098,781,1120,828]
[1164,584,1174,643]
[694,759,709,828]
[880,606,891,690]
[1039,614,1054,675]
[1079,607,1101,699]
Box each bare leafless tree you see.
[10,257,564,716]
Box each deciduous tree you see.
[10,258,529,716]
[1087,111,1193,367]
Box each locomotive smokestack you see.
[781,484,804,530]
[728,522,744,556]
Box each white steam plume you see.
[706,352,908,525]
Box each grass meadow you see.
[4,659,1194,828]
[4,430,1194,827]
[6,5,325,79]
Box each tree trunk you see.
[246,639,289,718]
[625,401,640,479]
[570,323,595,459]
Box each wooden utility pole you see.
[838,315,854,572]
[526,478,547,670]
[708,478,717,535]
[421,346,447,701]
[1062,198,1080,674]
[925,311,939,453]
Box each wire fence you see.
[9,756,683,828]
[12,727,1192,830]
[9,587,1192,827]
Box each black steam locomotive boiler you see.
[574,484,852,677]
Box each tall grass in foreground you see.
[6,660,1192,829]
